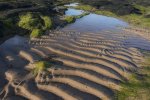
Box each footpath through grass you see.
[115,50,150,100]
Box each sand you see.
[0,30,146,100]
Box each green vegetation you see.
[116,51,150,100]
[30,28,43,38]
[0,18,20,37]
[2,18,13,29]
[18,12,52,38]
[75,12,90,19]
[41,16,52,30]
[74,5,96,11]
[18,13,42,30]
[32,61,52,76]
[95,10,117,17]
[0,0,59,39]
[64,16,75,23]
[122,14,150,28]
[63,12,89,23]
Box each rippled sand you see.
[0,30,148,100]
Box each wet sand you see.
[0,29,147,100]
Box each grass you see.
[95,10,117,17]
[122,14,150,28]
[115,51,150,100]
[41,16,52,30]
[64,16,75,23]
[64,12,90,23]
[32,61,52,76]
[133,4,150,15]
[30,28,43,38]
[18,12,42,30]
[75,12,90,19]
[18,12,52,38]
[2,18,13,29]
[74,4,96,11]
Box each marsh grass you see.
[41,16,52,30]
[64,12,89,23]
[30,28,43,38]
[75,12,90,19]
[116,51,150,100]
[18,12,52,38]
[122,14,150,28]
[95,10,117,17]
[32,61,52,76]
[18,12,43,30]
[64,16,75,23]
[74,5,96,11]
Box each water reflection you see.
[63,12,128,32]
[64,3,79,7]
[65,8,84,16]
[62,3,150,50]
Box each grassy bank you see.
[63,12,90,23]
[115,50,150,100]
[73,4,150,28]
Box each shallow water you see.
[64,3,79,7]
[65,8,85,16]
[63,13,128,32]
[62,3,150,50]
[0,35,29,49]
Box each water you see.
[63,3,128,32]
[64,3,79,7]
[63,13,128,32]
[62,3,150,50]
[65,8,85,16]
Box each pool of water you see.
[65,8,85,16]
[63,12,128,32]
[64,3,79,7]
[62,2,129,32]
[62,3,150,50]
